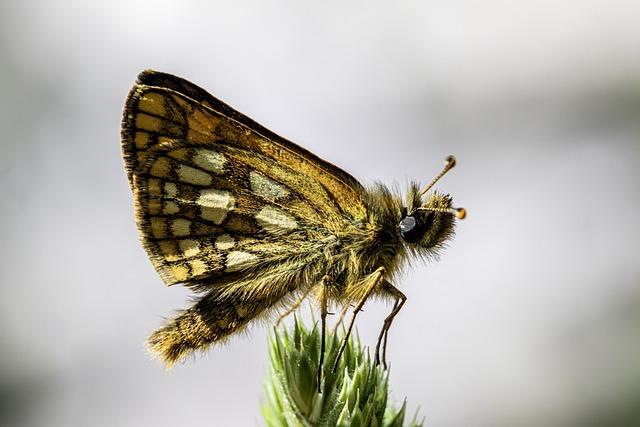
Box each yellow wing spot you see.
[135,113,163,132]
[187,107,220,136]
[147,178,161,196]
[249,171,289,202]
[197,189,234,224]
[177,164,212,186]
[148,199,162,214]
[171,94,194,112]
[201,208,228,224]
[134,131,150,149]
[197,189,234,208]
[194,149,226,174]
[189,259,207,276]
[139,92,166,116]
[168,148,192,162]
[163,201,180,215]
[150,157,171,178]
[215,234,235,250]
[150,217,167,238]
[158,240,182,262]
[170,264,189,282]
[157,136,174,147]
[171,218,191,237]
[164,182,177,198]
[179,239,201,258]
[255,205,297,231]
[226,251,257,272]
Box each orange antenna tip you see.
[445,155,456,168]
[455,207,466,220]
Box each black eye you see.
[399,212,434,243]
[399,215,423,243]
[399,216,416,233]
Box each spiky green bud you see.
[262,318,423,426]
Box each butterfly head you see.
[399,155,466,250]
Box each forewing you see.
[121,71,367,286]
[123,70,367,216]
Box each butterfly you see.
[121,70,465,387]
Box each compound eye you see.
[399,215,422,243]
[399,216,416,234]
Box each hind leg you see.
[374,281,407,368]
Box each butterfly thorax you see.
[334,182,455,291]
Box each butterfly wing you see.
[121,70,368,288]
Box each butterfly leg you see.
[317,275,333,393]
[276,284,315,326]
[332,266,386,373]
[374,281,407,369]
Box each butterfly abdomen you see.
[147,309,217,367]
[148,284,289,367]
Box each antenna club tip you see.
[455,207,467,220]
[445,155,456,168]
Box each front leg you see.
[332,266,386,373]
[374,280,407,368]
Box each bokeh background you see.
[1,1,639,426]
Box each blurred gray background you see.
[1,1,639,426]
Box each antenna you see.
[416,155,466,220]
[417,206,467,220]
[417,155,457,199]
